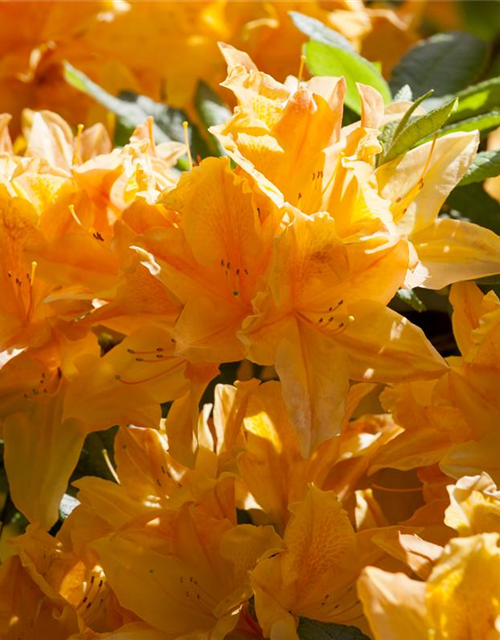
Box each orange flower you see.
[240,211,445,455]
[137,156,279,364]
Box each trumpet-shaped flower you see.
[240,210,445,455]
[0,324,209,529]
[251,485,406,639]
[214,48,500,289]
[138,156,278,364]
[92,503,282,639]
[377,131,500,289]
[224,379,396,532]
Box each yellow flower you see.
[445,473,500,536]
[438,283,500,484]
[137,156,278,364]
[218,378,395,532]
[0,1,425,133]
[240,210,445,455]
[377,131,500,289]
[0,556,79,640]
[215,48,500,290]
[22,109,111,171]
[212,43,348,215]
[369,283,500,489]
[0,322,211,529]
[251,485,392,639]
[0,521,145,639]
[91,503,282,639]
[359,533,500,640]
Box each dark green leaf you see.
[195,81,232,130]
[297,618,370,640]
[396,289,427,312]
[65,62,174,143]
[290,11,355,51]
[459,151,500,186]
[391,90,434,140]
[448,76,500,123]
[64,62,210,160]
[390,32,489,105]
[342,105,360,127]
[194,81,231,156]
[487,52,500,80]
[305,40,391,114]
[117,90,211,159]
[445,183,500,235]
[380,98,457,164]
[460,0,500,42]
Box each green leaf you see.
[64,62,210,159]
[290,11,355,51]
[305,40,391,114]
[391,90,434,139]
[446,183,500,236]
[380,98,457,164]
[396,289,427,312]
[390,32,489,105]
[487,52,500,80]
[297,618,370,640]
[378,120,399,162]
[434,110,500,139]
[194,81,231,156]
[65,62,174,143]
[195,81,232,130]
[379,90,434,161]
[460,0,500,42]
[448,76,500,123]
[342,106,360,127]
[459,151,500,186]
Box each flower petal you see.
[358,567,427,640]
[408,218,500,290]
[3,403,86,529]
[337,301,447,383]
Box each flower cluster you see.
[0,0,443,134]
[2,43,500,640]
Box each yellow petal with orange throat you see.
[63,325,192,431]
[92,535,224,638]
[218,43,290,129]
[252,486,360,636]
[0,556,78,639]
[426,534,500,638]
[172,158,265,280]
